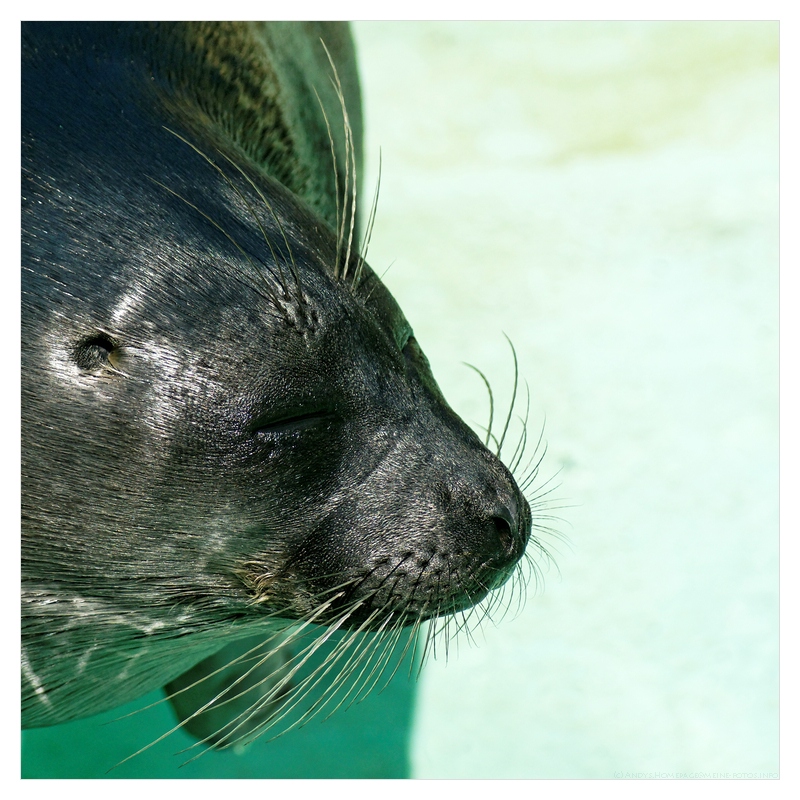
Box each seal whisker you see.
[365,615,422,697]
[353,150,382,290]
[161,632,288,709]
[244,612,388,743]
[214,149,308,310]
[248,594,392,713]
[430,615,449,665]
[417,618,437,672]
[513,566,531,617]
[174,603,374,758]
[453,586,489,644]
[331,625,397,706]
[496,334,520,458]
[325,619,404,716]
[444,606,476,651]
[237,563,366,607]
[403,616,426,681]
[516,421,548,493]
[173,473,561,760]
[424,576,455,663]
[522,464,571,515]
[114,592,358,763]
[351,625,412,706]
[439,610,453,661]
[412,588,449,671]
[313,82,344,270]
[112,631,298,767]
[463,362,495,448]
[159,127,297,306]
[508,383,532,476]
[146,178,279,307]
[484,575,516,626]
[320,39,358,283]
[171,642,290,719]
[312,75,381,293]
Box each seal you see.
[21,22,534,750]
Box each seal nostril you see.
[492,507,517,556]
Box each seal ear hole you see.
[72,334,119,373]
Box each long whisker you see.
[147,179,269,300]
[496,334,519,458]
[176,602,372,759]
[508,383,532,475]
[353,149,382,289]
[313,83,343,262]
[159,128,295,305]
[319,39,358,283]
[463,362,495,448]
[215,151,305,307]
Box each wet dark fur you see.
[21,22,535,751]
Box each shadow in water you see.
[22,627,419,779]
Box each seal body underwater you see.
[21,21,532,747]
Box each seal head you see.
[21,22,532,739]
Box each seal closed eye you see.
[21,21,536,751]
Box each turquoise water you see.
[22,629,419,778]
